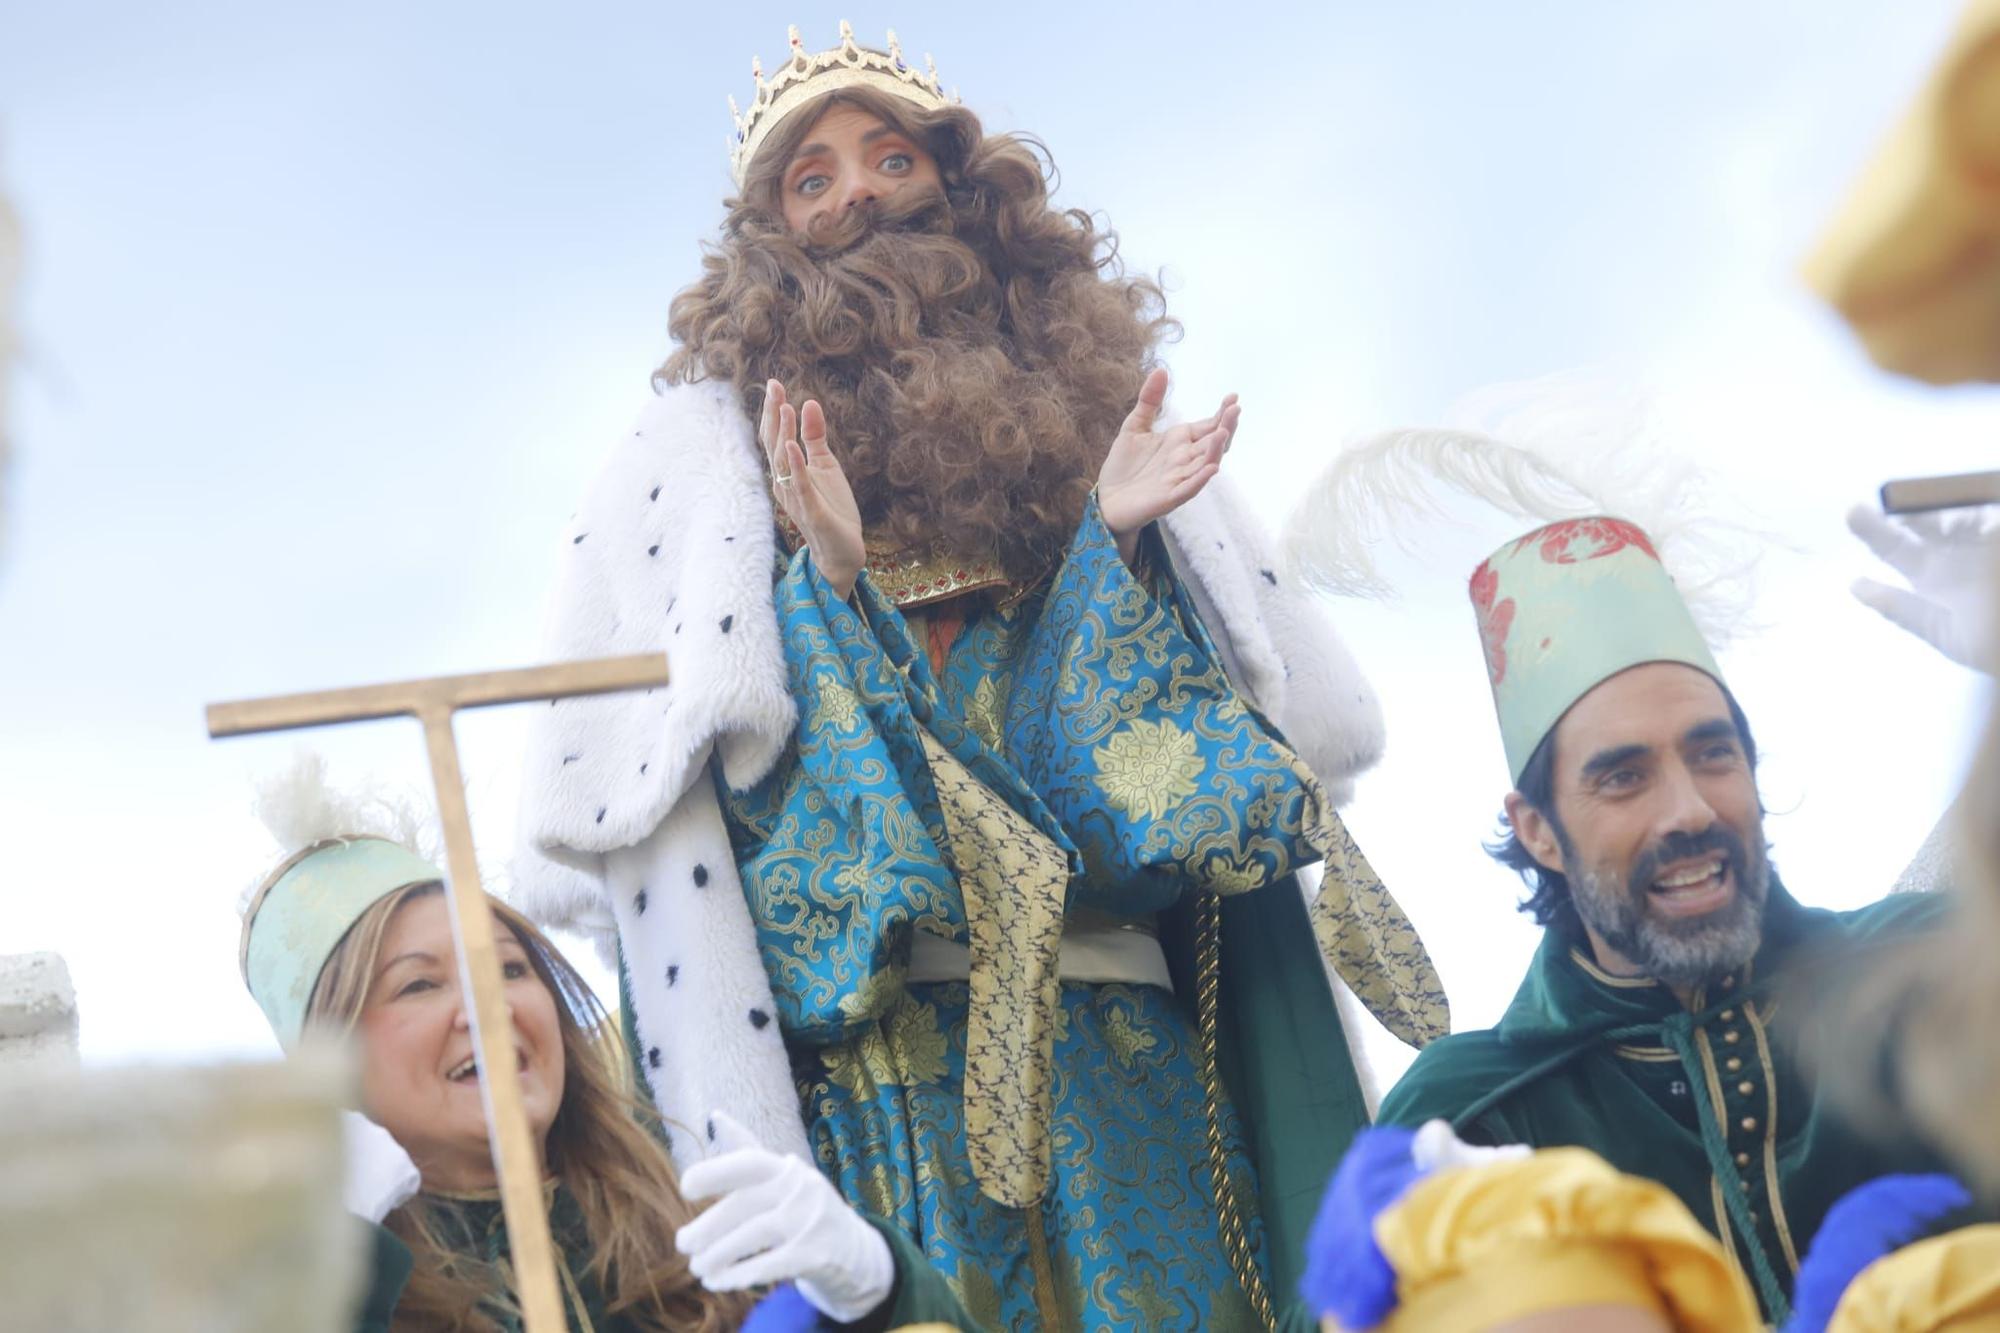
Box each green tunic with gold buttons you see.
[1376,879,1956,1321]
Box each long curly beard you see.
[717,187,1149,581]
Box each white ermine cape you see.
[513,377,1390,1165]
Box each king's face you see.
[778,103,943,236]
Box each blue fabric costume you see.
[716,497,1442,1330]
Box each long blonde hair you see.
[307,884,756,1331]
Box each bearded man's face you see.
[1513,663,1770,989]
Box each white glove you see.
[1410,1118,1532,1174]
[675,1110,894,1322]
[342,1110,422,1224]
[1848,503,2000,674]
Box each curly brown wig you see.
[656,87,1179,582]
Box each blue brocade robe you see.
[716,498,1443,1331]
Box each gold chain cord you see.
[1196,889,1277,1330]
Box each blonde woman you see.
[239,761,968,1332]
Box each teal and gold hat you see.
[1471,517,1724,785]
[240,837,443,1048]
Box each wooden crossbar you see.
[209,653,671,1333]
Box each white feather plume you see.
[240,751,440,914]
[1280,374,1766,646]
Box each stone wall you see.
[0,958,366,1330]
[0,951,78,1071]
[0,1052,363,1332]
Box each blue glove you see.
[1785,1173,1971,1333]
[1300,1121,1532,1329]
[1300,1126,1422,1328]
[742,1283,819,1333]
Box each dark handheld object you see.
[1880,470,2000,515]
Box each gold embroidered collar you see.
[868,544,1015,609]
[775,513,1022,610]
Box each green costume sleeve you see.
[1375,1033,1524,1142]
[843,1213,979,1330]
[352,1220,414,1333]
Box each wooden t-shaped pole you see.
[208,653,670,1333]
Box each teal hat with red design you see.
[240,836,444,1049]
[1472,517,1724,785]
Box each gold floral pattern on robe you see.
[823,991,952,1099]
[1092,717,1207,822]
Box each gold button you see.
[1725,1057,1743,1072]
[1735,1152,1750,1167]
[1741,1116,1758,1133]
[1738,1080,1755,1096]
[1724,1031,1741,1044]
[1721,975,1736,988]
[1720,1009,1735,1022]
[1749,1211,1761,1226]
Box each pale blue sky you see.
[2,3,1994,1082]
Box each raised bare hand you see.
[761,379,865,599]
[1095,367,1238,566]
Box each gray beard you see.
[1569,836,1770,990]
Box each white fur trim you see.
[604,786,811,1166]
[514,380,795,935]
[1164,481,1386,804]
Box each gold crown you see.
[728,20,954,190]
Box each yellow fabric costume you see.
[1367,1148,1762,1333]
[1803,0,2000,382]
[1825,1225,2000,1332]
